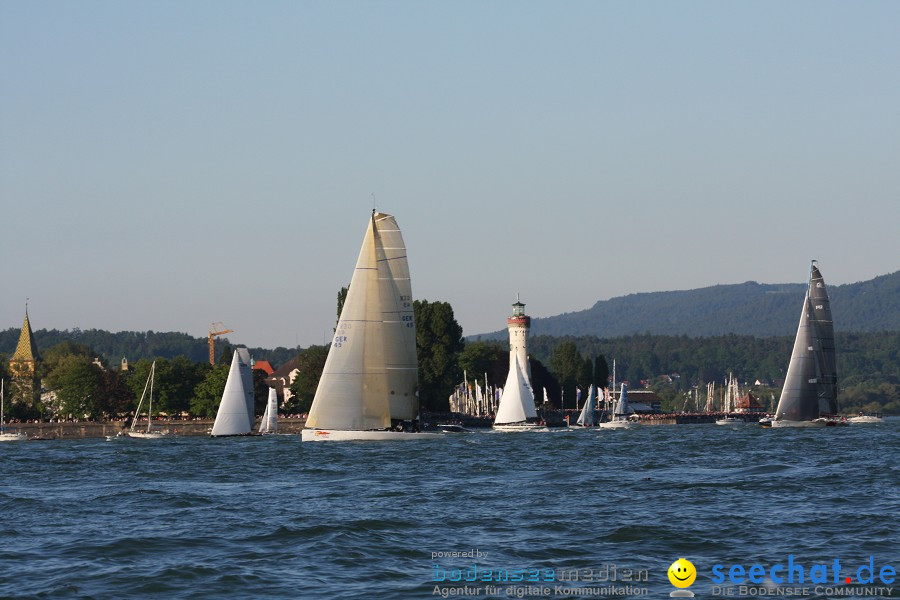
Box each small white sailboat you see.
[0,379,27,442]
[301,211,440,441]
[258,388,278,434]
[573,384,596,428]
[123,361,169,439]
[493,355,547,431]
[598,384,639,430]
[211,348,255,437]
[772,261,840,428]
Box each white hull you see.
[301,429,442,442]
[123,431,168,439]
[597,420,639,430]
[848,416,884,424]
[0,432,26,442]
[770,419,827,428]
[492,423,549,432]
[715,418,744,425]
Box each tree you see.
[550,341,583,410]
[47,356,103,419]
[414,300,464,413]
[336,286,348,327]
[458,341,505,384]
[190,364,229,417]
[288,345,329,414]
[253,369,270,416]
[594,355,610,390]
[98,369,134,417]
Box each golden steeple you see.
[11,308,39,364]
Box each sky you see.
[2,1,899,349]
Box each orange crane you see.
[208,322,234,364]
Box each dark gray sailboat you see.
[772,261,839,427]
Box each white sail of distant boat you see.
[575,384,596,427]
[211,348,255,437]
[598,383,638,429]
[493,354,545,431]
[0,379,26,442]
[301,211,440,441]
[772,261,841,428]
[124,361,169,439]
[259,388,278,434]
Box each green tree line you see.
[5,302,898,421]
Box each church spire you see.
[12,307,39,364]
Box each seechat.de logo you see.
[711,555,896,586]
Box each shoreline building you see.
[507,296,532,386]
[9,307,41,417]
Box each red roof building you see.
[252,360,274,375]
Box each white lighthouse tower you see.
[507,295,532,385]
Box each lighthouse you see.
[507,295,532,385]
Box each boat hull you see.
[597,421,639,430]
[770,419,827,428]
[301,429,442,442]
[123,431,168,439]
[0,432,27,442]
[492,422,549,432]
[848,416,884,424]
[715,418,744,425]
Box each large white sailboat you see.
[124,361,169,439]
[598,383,639,430]
[258,388,278,434]
[493,355,546,431]
[301,212,440,441]
[772,261,840,428]
[0,379,26,442]
[211,348,255,437]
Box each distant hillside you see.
[474,270,900,339]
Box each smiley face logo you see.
[668,558,696,588]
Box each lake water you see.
[1,421,898,599]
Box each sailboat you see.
[716,373,743,425]
[772,261,841,428]
[301,212,440,441]
[258,388,278,434]
[0,379,26,442]
[211,348,255,437]
[123,361,169,439]
[573,384,596,427]
[493,355,546,431]
[598,383,639,429]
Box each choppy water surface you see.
[1,422,898,599]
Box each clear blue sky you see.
[2,1,899,349]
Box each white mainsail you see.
[211,348,254,436]
[494,354,537,425]
[304,212,420,432]
[614,384,630,418]
[130,360,158,435]
[259,388,278,434]
[576,384,596,426]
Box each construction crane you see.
[208,322,234,365]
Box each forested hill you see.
[475,270,900,339]
[0,328,297,368]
